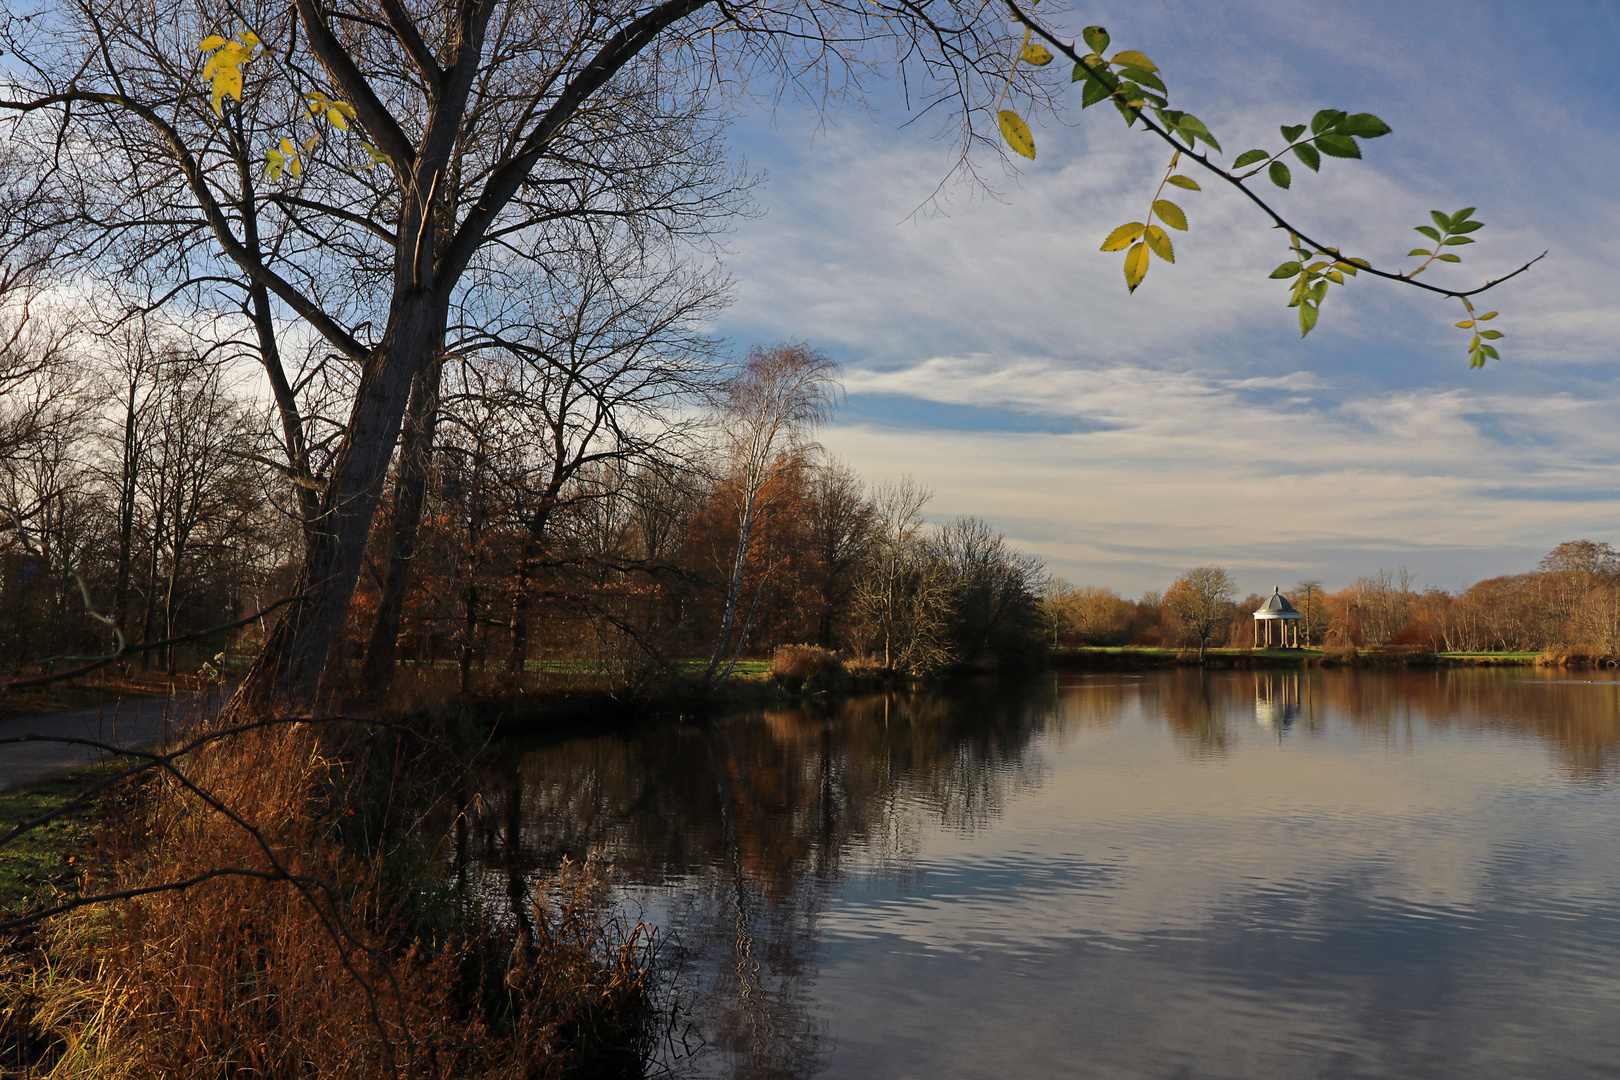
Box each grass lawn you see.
[0,762,128,921]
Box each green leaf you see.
[1436,253,1461,262]
[1292,143,1321,171]
[1310,109,1345,135]
[1165,174,1200,190]
[1407,249,1432,257]
[1279,124,1306,143]
[1325,270,1344,284]
[1430,209,1452,231]
[1234,149,1269,169]
[1082,25,1110,54]
[1268,160,1291,188]
[1481,344,1500,359]
[1442,236,1474,246]
[1100,222,1147,251]
[1413,225,1441,241]
[1449,207,1477,227]
[1315,134,1361,159]
[1298,301,1320,336]
[1270,261,1302,279]
[1113,97,1138,125]
[1120,83,1167,109]
[1451,219,1486,234]
[1080,76,1110,108]
[1479,329,1504,339]
[1117,67,1165,92]
[1152,199,1188,230]
[1174,115,1220,152]
[998,110,1036,159]
[1111,49,1157,72]
[1124,241,1150,292]
[1144,224,1175,262]
[1340,113,1391,138]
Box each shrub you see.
[767,645,844,690]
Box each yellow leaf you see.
[998,110,1036,160]
[1110,49,1157,72]
[361,141,387,164]
[303,135,320,153]
[280,137,297,157]
[1455,320,1475,329]
[1165,174,1200,190]
[1021,42,1054,66]
[1151,199,1187,231]
[1100,223,1145,251]
[1479,311,1499,320]
[326,107,348,130]
[238,30,261,46]
[201,38,253,117]
[197,35,226,51]
[1144,224,1174,262]
[1124,242,1150,292]
[288,155,301,178]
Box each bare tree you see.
[1165,565,1236,662]
[359,230,726,692]
[702,341,839,687]
[852,477,955,674]
[1,0,1022,716]
[1292,578,1325,647]
[804,460,875,648]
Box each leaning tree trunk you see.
[230,292,442,718]
[357,350,445,697]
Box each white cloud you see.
[713,0,1620,592]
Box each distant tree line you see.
[1044,541,1620,656]
[2,317,1048,688]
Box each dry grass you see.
[767,645,844,691]
[2,720,657,1079]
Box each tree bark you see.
[230,291,442,716]
[357,349,445,697]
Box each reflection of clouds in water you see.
[476,669,1620,1079]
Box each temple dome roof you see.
[1253,586,1300,620]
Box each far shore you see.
[1048,646,1589,670]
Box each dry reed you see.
[3,720,657,1079]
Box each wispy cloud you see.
[714,0,1620,593]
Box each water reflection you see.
[473,669,1620,1079]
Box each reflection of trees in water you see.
[1138,669,1233,757]
[1315,668,1620,780]
[469,678,1055,1078]
[1077,667,1620,778]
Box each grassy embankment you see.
[0,704,660,1078]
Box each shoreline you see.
[1048,647,1574,671]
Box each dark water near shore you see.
[474,669,1620,1079]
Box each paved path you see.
[0,685,234,793]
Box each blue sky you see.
[710,0,1620,596]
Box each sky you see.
[707,0,1620,597]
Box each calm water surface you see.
[476,669,1620,1079]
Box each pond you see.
[472,668,1620,1079]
